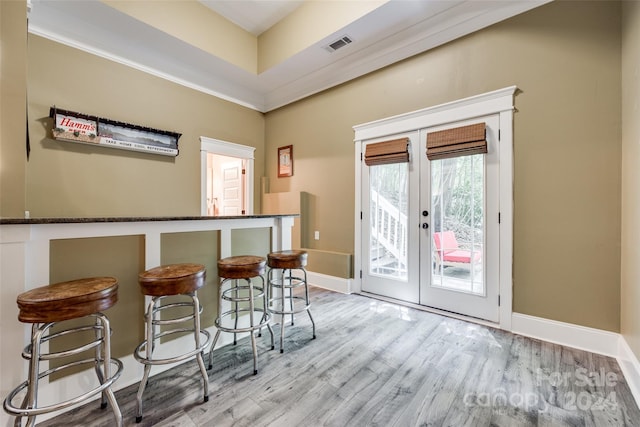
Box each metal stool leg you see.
[92,316,107,410]
[233,279,239,345]
[261,275,275,351]
[280,271,287,353]
[208,280,224,369]
[245,278,262,375]
[191,293,209,402]
[208,329,222,369]
[135,364,152,423]
[99,314,123,426]
[136,297,157,423]
[302,269,316,339]
[287,269,295,326]
[24,324,43,427]
[208,277,226,368]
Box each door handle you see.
[422,210,429,217]
[422,223,429,229]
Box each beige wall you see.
[0,0,27,217]
[622,0,640,357]
[265,1,622,331]
[26,35,265,217]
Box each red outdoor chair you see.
[433,231,482,271]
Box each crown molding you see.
[28,0,550,113]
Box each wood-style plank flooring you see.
[39,287,640,426]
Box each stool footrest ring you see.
[268,295,311,316]
[3,358,123,417]
[215,308,271,334]
[134,329,210,366]
[221,285,266,302]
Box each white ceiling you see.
[27,0,550,113]
[199,0,303,36]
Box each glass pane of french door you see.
[369,162,408,280]
[431,154,484,295]
[361,131,419,303]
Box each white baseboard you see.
[307,271,352,294]
[618,336,640,407]
[511,313,619,357]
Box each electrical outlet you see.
[314,231,320,240]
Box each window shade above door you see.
[364,138,410,166]
[426,122,487,160]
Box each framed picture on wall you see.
[278,145,293,177]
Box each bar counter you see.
[0,214,296,425]
[0,214,295,224]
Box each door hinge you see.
[360,211,363,220]
[498,295,501,306]
[498,212,501,224]
[359,270,363,279]
[498,129,501,141]
[242,168,246,175]
[361,152,363,161]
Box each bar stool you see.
[134,263,210,423]
[208,256,274,375]
[267,250,316,353]
[3,277,123,427]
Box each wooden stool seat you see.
[217,256,266,279]
[138,263,205,296]
[17,277,118,323]
[267,250,308,270]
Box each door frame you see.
[353,86,516,330]
[200,136,255,216]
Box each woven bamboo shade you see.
[426,122,487,160]
[364,138,410,166]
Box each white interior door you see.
[419,114,500,322]
[221,160,243,215]
[360,115,500,322]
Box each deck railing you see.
[370,189,407,276]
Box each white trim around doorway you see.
[200,136,256,216]
[353,86,517,331]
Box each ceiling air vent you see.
[325,35,353,53]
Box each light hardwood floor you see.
[38,287,640,426]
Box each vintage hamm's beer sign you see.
[51,107,180,157]
[55,114,97,135]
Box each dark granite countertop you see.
[0,214,298,225]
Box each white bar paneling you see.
[0,216,294,426]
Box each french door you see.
[361,114,500,322]
[361,131,420,303]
